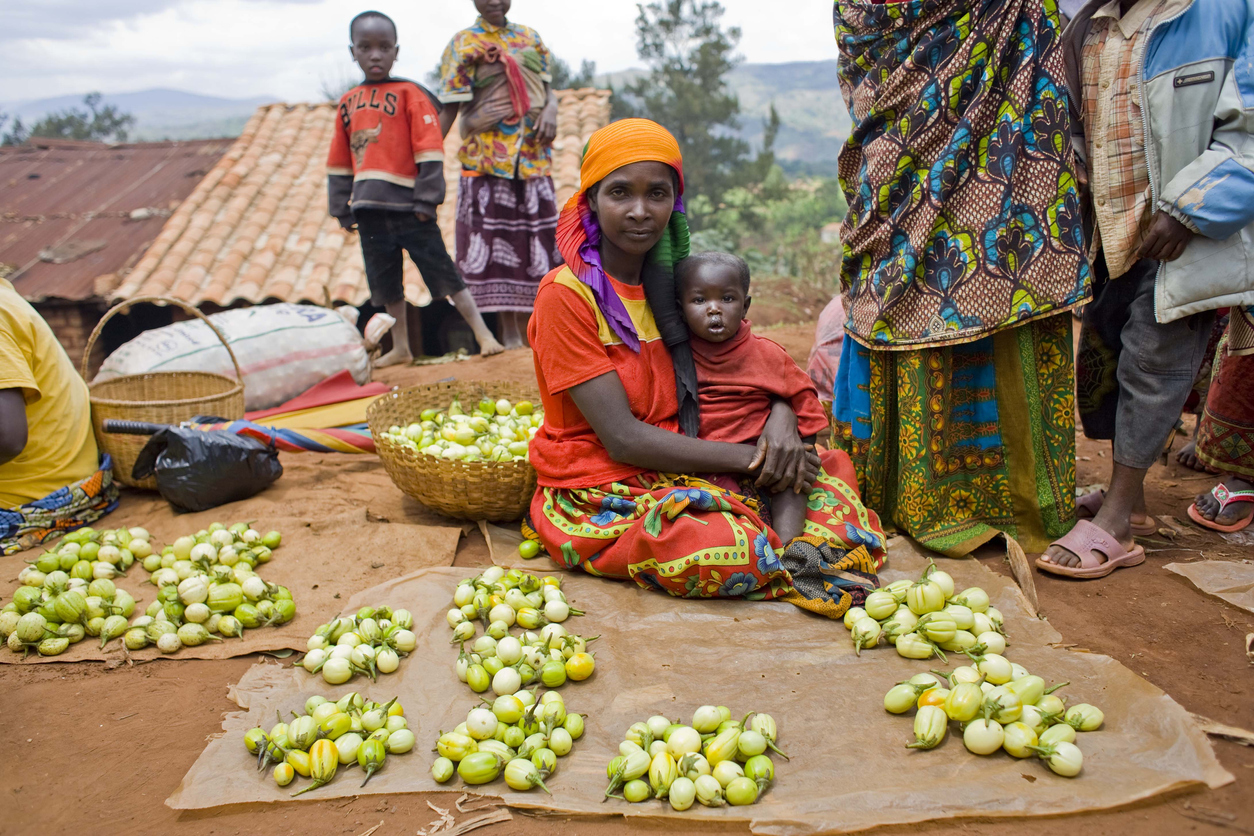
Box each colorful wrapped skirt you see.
[1197,308,1254,478]
[833,316,1077,557]
[455,173,561,313]
[1,455,120,555]
[526,450,886,610]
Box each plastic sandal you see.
[1035,520,1146,580]
[1187,483,1254,533]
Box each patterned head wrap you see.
[554,118,699,436]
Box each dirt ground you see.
[1,323,1252,836]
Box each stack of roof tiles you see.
[112,88,612,310]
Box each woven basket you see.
[367,380,541,521]
[82,296,245,490]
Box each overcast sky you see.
[0,0,840,104]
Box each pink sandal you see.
[1036,520,1146,580]
[1075,491,1159,537]
[1187,483,1254,533]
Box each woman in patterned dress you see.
[522,118,885,619]
[831,0,1090,557]
[438,0,562,349]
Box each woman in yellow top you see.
[438,0,560,349]
[0,277,117,554]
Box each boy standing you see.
[328,11,504,365]
[1041,0,1254,577]
[678,253,829,543]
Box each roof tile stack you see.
[113,88,612,310]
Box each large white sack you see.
[95,304,372,412]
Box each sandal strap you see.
[1213,483,1254,511]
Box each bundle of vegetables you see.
[430,687,585,793]
[298,606,417,685]
[0,572,138,657]
[843,562,1008,662]
[124,523,292,654]
[884,666,1102,778]
[18,525,152,585]
[140,521,281,580]
[381,397,542,463]
[604,707,785,810]
[244,693,414,795]
[449,565,596,693]
[1,527,151,658]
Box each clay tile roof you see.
[112,88,612,310]
[0,138,233,303]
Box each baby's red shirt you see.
[691,321,828,444]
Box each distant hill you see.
[602,60,850,177]
[729,61,850,176]
[0,88,274,141]
[4,63,852,169]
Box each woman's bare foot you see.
[478,335,506,356]
[1193,477,1254,526]
[375,346,413,368]
[1176,440,1219,473]
[500,311,529,350]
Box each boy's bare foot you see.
[1041,506,1135,569]
[1176,441,1219,473]
[375,346,413,368]
[478,336,506,356]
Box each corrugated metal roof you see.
[0,138,234,302]
[112,89,612,309]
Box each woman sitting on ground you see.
[522,119,885,618]
[0,276,118,554]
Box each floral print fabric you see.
[1,455,119,556]
[438,16,553,180]
[525,450,886,601]
[1198,309,1254,478]
[833,316,1077,556]
[832,0,1091,349]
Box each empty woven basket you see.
[82,296,245,489]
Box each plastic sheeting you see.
[1165,561,1254,615]
[168,540,1231,833]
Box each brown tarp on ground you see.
[168,540,1232,833]
[0,456,463,664]
[1165,561,1254,615]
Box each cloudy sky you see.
[0,0,840,104]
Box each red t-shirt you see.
[527,267,681,488]
[691,321,828,444]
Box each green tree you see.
[0,113,28,147]
[27,93,135,143]
[551,57,599,90]
[616,0,761,222]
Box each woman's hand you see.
[751,402,820,494]
[536,96,558,146]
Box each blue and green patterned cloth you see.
[1,455,119,555]
[833,0,1091,350]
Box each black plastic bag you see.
[131,428,282,512]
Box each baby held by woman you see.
[678,252,829,543]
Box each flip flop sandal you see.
[1035,520,1147,580]
[1074,490,1159,536]
[1187,483,1254,533]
